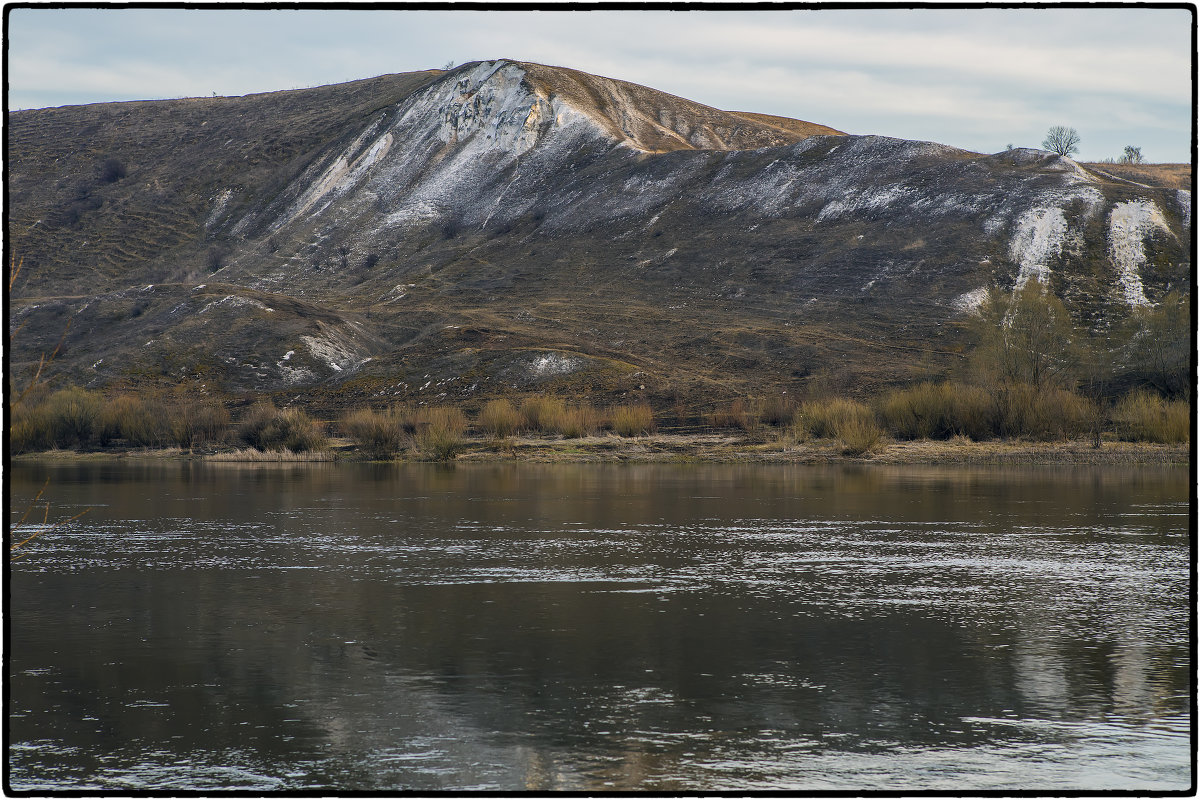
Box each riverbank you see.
[11,434,1191,466]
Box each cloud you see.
[6,6,1192,161]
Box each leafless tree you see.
[1120,145,1144,164]
[1041,126,1080,157]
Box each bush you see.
[794,398,882,455]
[519,396,566,433]
[415,406,467,460]
[41,386,103,448]
[878,381,995,441]
[168,400,230,450]
[545,404,601,438]
[1111,391,1191,443]
[98,394,167,447]
[609,403,655,437]
[835,414,884,456]
[709,398,754,430]
[99,157,126,183]
[757,395,797,427]
[477,399,522,439]
[269,408,327,452]
[796,398,869,440]
[994,384,1091,440]
[9,400,53,453]
[341,406,411,458]
[238,400,281,450]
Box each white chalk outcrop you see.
[1009,207,1068,287]
[1108,199,1174,306]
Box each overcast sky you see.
[6,5,1194,162]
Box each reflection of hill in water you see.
[7,463,1190,790]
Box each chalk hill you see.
[7,60,1191,412]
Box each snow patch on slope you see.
[1108,199,1172,306]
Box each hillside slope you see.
[7,59,1192,413]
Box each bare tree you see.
[1119,145,1144,164]
[968,281,1080,389]
[1041,126,1080,157]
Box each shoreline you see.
[11,435,1191,466]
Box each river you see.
[6,461,1191,791]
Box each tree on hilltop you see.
[1119,145,1144,164]
[1042,126,1080,157]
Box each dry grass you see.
[167,400,230,450]
[1111,391,1191,444]
[1083,162,1192,191]
[609,403,656,437]
[519,396,566,433]
[877,381,993,440]
[238,401,327,452]
[994,384,1092,440]
[709,398,755,430]
[835,415,884,456]
[340,405,413,458]
[756,394,797,427]
[793,397,883,456]
[547,404,602,438]
[414,406,467,460]
[477,398,522,439]
[99,394,167,447]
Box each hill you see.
[7,59,1192,418]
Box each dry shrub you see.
[48,386,104,448]
[835,414,884,456]
[168,399,230,450]
[995,384,1091,440]
[415,406,467,460]
[271,408,327,452]
[546,404,602,438]
[239,402,326,452]
[341,406,410,458]
[952,384,999,441]
[9,400,53,453]
[11,386,105,450]
[609,403,656,437]
[794,397,883,455]
[1111,391,1191,443]
[757,394,797,427]
[98,394,167,447]
[238,400,281,449]
[878,381,995,440]
[796,398,871,439]
[519,396,566,433]
[477,399,522,439]
[709,398,754,430]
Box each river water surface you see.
[7,461,1192,792]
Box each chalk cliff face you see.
[6,60,1191,405]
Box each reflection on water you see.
[7,462,1192,791]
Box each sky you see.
[5,5,1195,163]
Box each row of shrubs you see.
[10,388,234,453]
[10,383,1187,460]
[708,382,1190,455]
[340,399,656,459]
[8,387,658,460]
[9,389,326,455]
